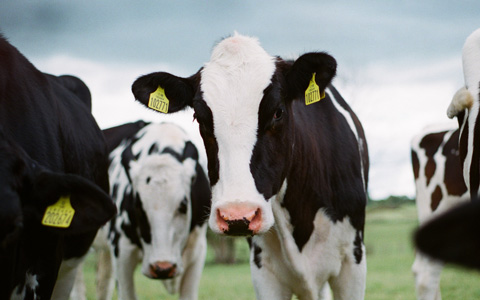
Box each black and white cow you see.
[132,33,369,299]
[416,27,480,272]
[0,35,116,299]
[446,28,480,199]
[94,121,211,300]
[411,126,468,300]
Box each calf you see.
[0,35,115,299]
[96,121,211,300]
[411,126,468,300]
[132,33,369,300]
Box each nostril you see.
[149,262,177,279]
[216,207,262,236]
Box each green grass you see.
[81,204,480,299]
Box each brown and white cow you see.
[131,33,369,300]
[411,125,468,300]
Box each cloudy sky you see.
[1,1,479,199]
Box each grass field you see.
[81,203,480,299]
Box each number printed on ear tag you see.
[148,86,170,113]
[305,73,325,105]
[41,196,75,228]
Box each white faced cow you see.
[411,125,468,300]
[95,121,211,300]
[132,33,369,300]
[0,35,115,299]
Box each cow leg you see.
[50,256,86,300]
[96,247,115,300]
[114,239,140,300]
[250,263,292,300]
[178,228,208,300]
[328,250,366,300]
[412,253,443,300]
[69,264,87,300]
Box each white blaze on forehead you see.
[200,33,276,201]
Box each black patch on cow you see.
[111,183,119,200]
[189,163,212,231]
[148,143,159,155]
[353,231,363,264]
[411,150,420,180]
[162,147,183,162]
[103,120,150,152]
[183,141,199,161]
[251,78,367,251]
[178,197,188,214]
[442,129,467,196]
[253,243,263,268]
[119,188,142,248]
[192,98,220,186]
[420,132,445,186]
[431,185,443,211]
[135,193,152,244]
[470,101,480,201]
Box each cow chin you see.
[209,199,274,236]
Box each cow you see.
[445,28,480,199]
[131,33,369,300]
[415,27,480,272]
[0,34,116,299]
[410,125,468,300]
[90,121,211,300]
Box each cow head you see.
[119,128,199,279]
[132,33,336,236]
[0,131,116,249]
[446,28,480,199]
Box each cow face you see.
[128,153,196,279]
[132,33,336,236]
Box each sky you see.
[1,1,479,199]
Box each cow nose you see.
[148,261,177,279]
[216,206,262,236]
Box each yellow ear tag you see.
[305,73,325,105]
[148,86,169,113]
[41,196,75,228]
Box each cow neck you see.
[280,92,366,251]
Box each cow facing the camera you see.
[132,33,369,300]
[95,121,211,300]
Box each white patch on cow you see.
[130,154,196,277]
[252,199,365,299]
[461,28,480,194]
[447,87,473,119]
[327,88,367,192]
[11,272,38,300]
[200,33,276,233]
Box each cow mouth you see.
[217,208,262,236]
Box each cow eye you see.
[273,108,283,121]
[178,198,188,214]
[146,177,151,184]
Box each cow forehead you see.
[200,34,276,127]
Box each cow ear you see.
[415,200,480,270]
[132,71,199,114]
[285,52,337,101]
[33,171,116,234]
